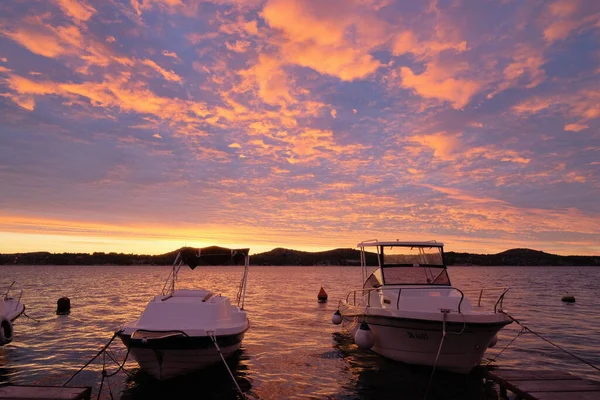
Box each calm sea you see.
[1,265,599,399]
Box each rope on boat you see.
[208,331,247,399]
[423,310,448,400]
[503,312,600,373]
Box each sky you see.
[0,0,599,256]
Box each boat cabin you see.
[359,240,450,288]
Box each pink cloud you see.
[225,40,251,53]
[162,50,179,59]
[564,123,589,132]
[543,0,600,42]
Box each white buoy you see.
[488,334,498,348]
[354,321,375,349]
[332,310,342,325]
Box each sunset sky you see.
[1,0,599,256]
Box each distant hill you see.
[1,247,598,266]
[249,247,378,266]
[445,248,600,266]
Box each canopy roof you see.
[178,246,249,269]
[357,240,444,248]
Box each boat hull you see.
[341,309,510,373]
[118,331,246,380]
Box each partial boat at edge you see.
[1,281,26,346]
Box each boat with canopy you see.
[333,239,512,373]
[117,246,250,380]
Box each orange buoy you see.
[317,287,328,303]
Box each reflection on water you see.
[1,265,599,399]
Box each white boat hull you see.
[341,308,510,373]
[119,332,245,380]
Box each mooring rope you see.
[22,311,41,323]
[484,327,526,365]
[208,331,246,399]
[62,330,124,387]
[423,310,448,400]
[503,312,600,373]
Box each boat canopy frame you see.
[161,246,250,309]
[358,239,450,287]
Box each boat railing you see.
[344,286,509,314]
[460,286,510,312]
[2,281,23,313]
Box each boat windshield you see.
[382,266,450,285]
[380,245,449,285]
[383,245,443,266]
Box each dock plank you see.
[514,379,600,393]
[0,385,91,400]
[484,367,600,400]
[532,392,600,400]
[487,369,579,381]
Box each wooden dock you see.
[0,385,91,400]
[482,367,600,400]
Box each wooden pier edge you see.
[0,384,91,400]
[476,366,600,400]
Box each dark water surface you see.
[1,265,599,399]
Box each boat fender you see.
[332,310,342,325]
[488,334,498,348]
[355,321,375,350]
[0,318,13,346]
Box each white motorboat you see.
[117,246,250,380]
[1,281,26,346]
[333,240,512,374]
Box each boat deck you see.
[482,367,600,400]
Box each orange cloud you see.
[501,45,546,90]
[2,22,134,75]
[400,61,481,109]
[261,0,383,81]
[2,28,67,58]
[513,85,600,122]
[408,132,462,161]
[512,96,554,114]
[392,30,466,59]
[57,0,96,22]
[239,54,293,106]
[141,59,182,82]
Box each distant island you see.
[1,247,599,266]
